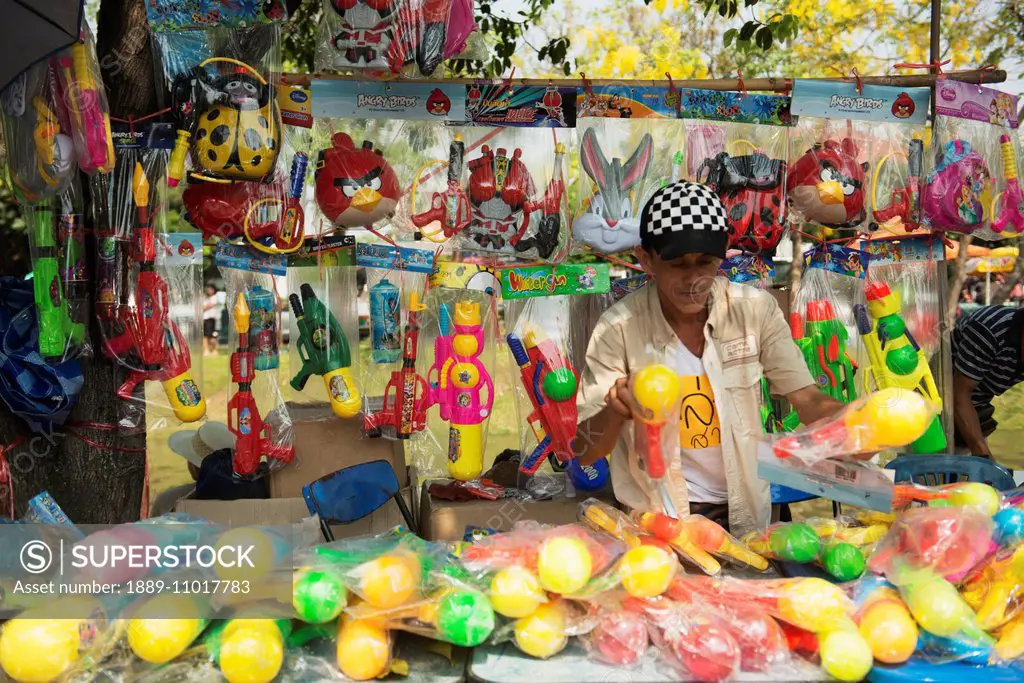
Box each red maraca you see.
[672,619,738,683]
[723,605,787,672]
[592,610,648,666]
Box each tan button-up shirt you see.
[576,277,814,535]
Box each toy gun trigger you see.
[408,291,427,312]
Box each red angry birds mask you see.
[315,133,401,228]
[787,138,869,228]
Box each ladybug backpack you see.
[697,150,787,252]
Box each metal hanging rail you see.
[283,68,1007,92]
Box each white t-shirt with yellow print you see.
[674,340,727,503]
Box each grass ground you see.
[149,345,1024,516]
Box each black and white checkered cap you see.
[640,181,729,260]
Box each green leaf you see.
[718,1,729,17]
[739,21,758,41]
[756,26,774,50]
[724,28,738,47]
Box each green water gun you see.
[790,300,857,404]
[760,378,800,434]
[28,200,84,358]
[289,283,361,419]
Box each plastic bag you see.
[580,601,650,666]
[314,0,459,77]
[924,82,1020,238]
[627,364,683,515]
[285,237,361,420]
[868,506,994,581]
[642,597,742,683]
[960,542,1024,633]
[98,152,207,428]
[218,250,293,478]
[740,518,882,582]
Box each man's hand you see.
[605,377,633,419]
[787,384,845,426]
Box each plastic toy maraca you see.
[948,482,1002,516]
[537,536,592,595]
[898,566,988,640]
[618,545,676,598]
[857,590,918,664]
[337,616,391,681]
[640,512,721,575]
[489,565,545,618]
[357,553,420,609]
[293,568,347,624]
[994,507,1024,544]
[515,601,568,659]
[671,616,738,683]
[777,578,852,633]
[215,619,287,683]
[591,610,648,665]
[821,542,866,582]
[769,523,821,563]
[0,618,82,682]
[434,588,495,647]
[849,388,932,452]
[819,629,873,682]
[214,526,277,582]
[127,594,208,663]
[682,516,768,570]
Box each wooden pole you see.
[285,68,1006,92]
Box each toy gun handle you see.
[288,294,313,391]
[228,394,261,477]
[161,321,205,422]
[168,130,190,188]
[789,312,804,340]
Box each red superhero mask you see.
[467,146,534,210]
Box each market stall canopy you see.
[968,246,1019,275]
[0,0,83,93]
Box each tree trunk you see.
[946,234,972,326]
[0,0,156,524]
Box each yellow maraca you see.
[216,619,286,683]
[490,565,546,618]
[0,597,107,683]
[127,594,208,663]
[630,365,683,483]
[337,615,392,681]
[356,552,421,609]
[537,536,592,595]
[515,601,568,659]
[618,545,676,598]
[846,388,931,452]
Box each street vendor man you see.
[574,182,845,535]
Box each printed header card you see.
[430,261,499,294]
[578,86,681,119]
[466,85,576,127]
[719,254,775,283]
[146,0,288,31]
[860,234,944,265]
[935,81,1018,129]
[162,233,203,267]
[289,234,356,267]
[278,83,312,128]
[215,242,287,276]
[356,244,436,273]
[803,243,870,279]
[500,264,610,299]
[312,80,466,121]
[792,80,930,125]
[678,88,793,126]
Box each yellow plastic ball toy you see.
[218,621,284,683]
[514,602,568,659]
[858,598,918,664]
[948,483,1001,516]
[778,578,849,633]
[851,388,930,450]
[358,554,419,609]
[906,580,967,637]
[618,545,675,598]
[336,617,391,681]
[490,566,545,618]
[450,362,481,389]
[631,365,682,422]
[127,595,207,664]
[215,526,275,582]
[537,537,592,595]
[0,618,80,683]
[819,629,874,682]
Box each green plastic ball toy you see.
[293,569,347,624]
[886,345,919,376]
[435,590,495,647]
[769,523,821,564]
[822,542,866,582]
[543,368,577,403]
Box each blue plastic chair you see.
[770,483,838,522]
[302,460,415,541]
[885,455,1017,491]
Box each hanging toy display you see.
[51,25,115,175]
[787,138,869,229]
[920,139,992,234]
[871,139,924,232]
[314,133,402,229]
[370,278,402,364]
[571,127,654,254]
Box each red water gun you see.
[506,330,578,475]
[364,291,435,438]
[102,164,206,422]
[873,139,923,229]
[228,293,294,477]
[411,136,471,241]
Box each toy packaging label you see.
[757,445,896,512]
[162,233,203,267]
[145,0,288,31]
[278,82,312,128]
[311,80,466,121]
[500,263,611,299]
[860,234,944,265]
[111,121,176,150]
[289,235,356,267]
[355,244,435,273]
[465,85,577,127]
[610,274,651,301]
[803,243,871,279]
[429,261,499,294]
[935,81,1019,128]
[578,85,680,119]
[679,88,793,125]
[792,80,931,124]
[719,254,775,283]
[22,490,83,536]
[214,242,287,275]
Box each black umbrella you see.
[0,0,84,93]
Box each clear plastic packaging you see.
[98,153,207,428]
[870,134,926,234]
[771,387,939,464]
[221,263,293,478]
[580,602,650,666]
[960,543,1024,633]
[285,237,361,420]
[690,114,791,255]
[571,119,667,254]
[923,82,1020,239]
[740,518,880,582]
[315,0,459,77]
[628,364,684,516]
[788,131,871,231]
[641,597,741,683]
[409,126,570,263]
[868,506,994,581]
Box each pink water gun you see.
[993,133,1024,234]
[53,37,114,175]
[427,302,494,480]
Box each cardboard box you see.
[419,478,617,542]
[269,402,407,499]
[174,494,410,540]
